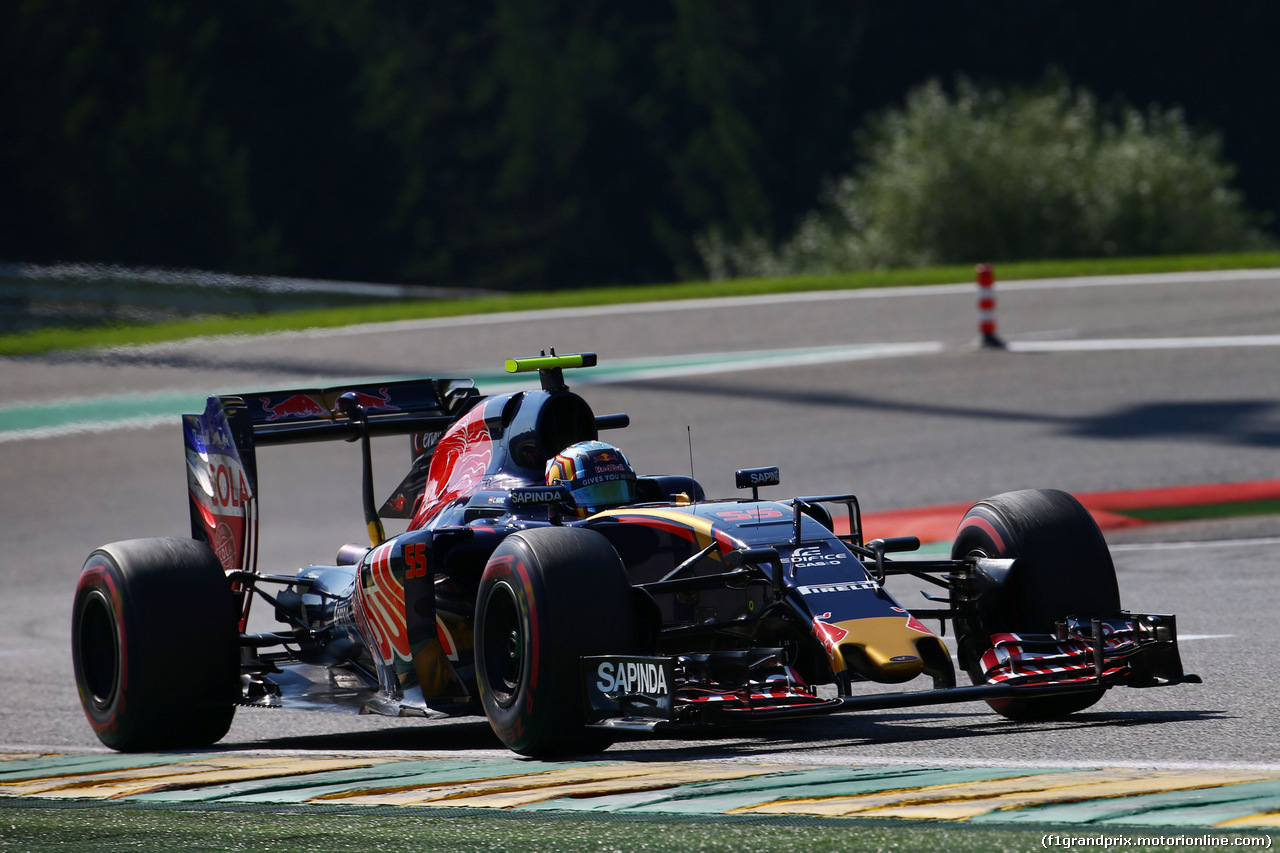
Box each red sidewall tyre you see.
[475,527,636,757]
[951,489,1120,720]
[72,538,239,751]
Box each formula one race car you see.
[72,353,1198,756]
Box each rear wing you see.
[182,377,481,584]
[241,377,480,446]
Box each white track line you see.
[1009,334,1280,352]
[1112,536,1280,552]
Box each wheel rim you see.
[78,590,121,710]
[480,582,524,709]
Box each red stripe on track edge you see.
[850,478,1280,544]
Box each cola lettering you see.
[209,462,251,509]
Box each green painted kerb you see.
[0,391,210,434]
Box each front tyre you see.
[72,538,240,751]
[475,527,637,757]
[951,489,1120,721]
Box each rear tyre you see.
[951,489,1120,720]
[72,538,240,751]
[475,527,637,757]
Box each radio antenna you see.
[687,425,696,505]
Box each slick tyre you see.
[951,489,1121,721]
[72,538,240,751]
[475,527,637,757]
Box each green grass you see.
[1120,499,1280,523]
[5,252,1280,358]
[0,803,1271,853]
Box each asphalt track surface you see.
[2,270,1279,778]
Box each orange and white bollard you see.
[976,263,1005,348]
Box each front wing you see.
[581,611,1198,732]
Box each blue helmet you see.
[545,441,637,517]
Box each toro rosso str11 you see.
[72,353,1198,756]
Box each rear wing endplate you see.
[182,377,481,585]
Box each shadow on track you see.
[627,376,1280,449]
[215,708,1226,762]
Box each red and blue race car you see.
[72,352,1197,756]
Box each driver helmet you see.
[546,440,637,517]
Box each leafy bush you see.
[699,77,1272,279]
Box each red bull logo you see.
[813,612,850,653]
[261,394,329,421]
[354,542,411,665]
[905,614,933,635]
[411,405,495,528]
[892,606,936,636]
[349,388,401,413]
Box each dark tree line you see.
[3,2,1279,291]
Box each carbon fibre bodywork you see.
[84,352,1195,752]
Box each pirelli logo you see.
[797,581,879,595]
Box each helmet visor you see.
[571,478,634,512]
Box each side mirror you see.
[734,466,780,500]
[725,546,783,598]
[865,536,921,583]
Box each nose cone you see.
[816,615,936,684]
